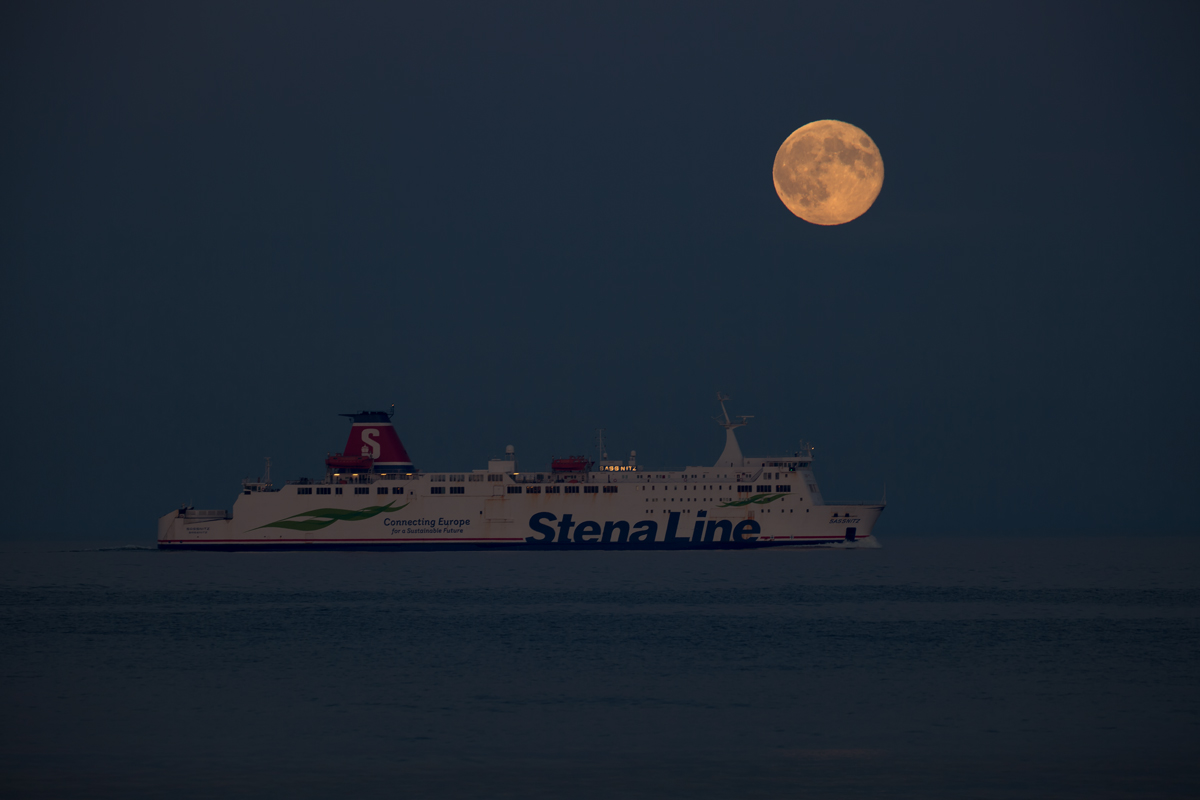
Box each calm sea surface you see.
[2,536,1198,798]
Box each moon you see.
[772,120,884,225]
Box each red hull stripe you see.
[162,537,528,543]
[762,534,871,540]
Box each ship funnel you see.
[336,410,414,473]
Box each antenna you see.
[715,392,752,430]
[389,404,395,419]
[596,428,607,462]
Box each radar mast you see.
[714,392,752,468]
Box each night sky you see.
[2,1,1196,538]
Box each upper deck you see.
[244,394,826,505]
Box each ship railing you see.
[509,473,595,484]
[287,474,418,486]
[183,509,231,520]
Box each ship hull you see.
[158,487,883,550]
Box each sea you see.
[2,536,1198,799]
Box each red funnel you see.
[329,411,414,473]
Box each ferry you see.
[157,395,884,550]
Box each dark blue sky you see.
[2,1,1196,538]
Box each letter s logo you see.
[362,428,382,459]
[526,512,557,544]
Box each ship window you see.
[432,474,446,482]
[756,485,772,493]
[469,474,483,482]
[545,486,560,494]
[776,485,791,493]
[488,474,502,481]
[738,485,752,493]
[603,486,617,494]
[335,488,343,495]
[808,484,818,492]
[564,486,579,493]
[584,486,599,494]
[526,486,540,494]
[392,487,404,494]
[450,474,465,482]
[317,487,331,495]
[297,487,312,495]
[355,487,370,494]
[507,486,522,494]
[377,487,389,495]
[450,486,464,494]
[430,486,445,494]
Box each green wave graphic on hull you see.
[719,493,787,507]
[254,501,408,532]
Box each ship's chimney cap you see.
[340,410,394,423]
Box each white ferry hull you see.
[158,401,884,551]
[158,492,882,551]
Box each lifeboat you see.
[551,456,591,472]
[325,454,374,470]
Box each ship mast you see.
[714,392,752,468]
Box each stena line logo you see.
[526,511,760,545]
[361,428,382,459]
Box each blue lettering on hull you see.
[525,512,760,546]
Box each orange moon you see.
[772,120,884,225]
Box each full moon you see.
[772,120,884,225]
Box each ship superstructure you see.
[158,396,884,550]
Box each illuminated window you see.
[392,487,404,494]
[545,486,560,494]
[526,486,540,494]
